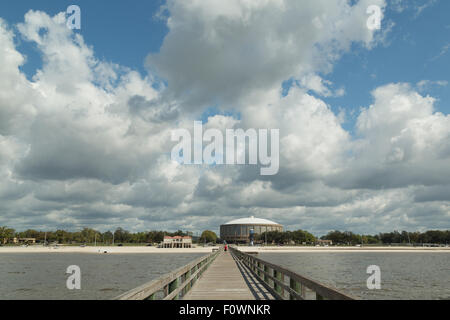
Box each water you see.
[1,252,448,300]
[258,252,450,300]
[0,253,206,300]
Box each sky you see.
[0,0,449,236]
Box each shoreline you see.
[238,246,450,253]
[0,245,449,254]
[0,246,219,254]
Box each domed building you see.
[220,216,283,244]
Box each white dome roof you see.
[224,216,280,226]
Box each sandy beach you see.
[0,245,220,254]
[237,246,450,253]
[0,245,448,254]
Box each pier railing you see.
[115,248,222,300]
[230,247,356,300]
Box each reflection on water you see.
[0,253,206,300]
[258,252,450,300]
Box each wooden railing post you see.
[116,247,355,301]
[184,269,191,295]
[264,265,269,284]
[280,273,285,298]
[168,278,179,300]
[115,249,222,301]
[181,270,191,297]
[273,269,284,297]
[289,279,301,300]
[228,247,355,301]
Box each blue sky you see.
[0,1,449,234]
[323,1,450,132]
[0,1,168,77]
[1,1,448,129]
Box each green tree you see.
[0,226,15,244]
[291,230,316,244]
[114,227,131,243]
[103,231,113,244]
[200,230,218,243]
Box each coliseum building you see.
[220,216,283,243]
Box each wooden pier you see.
[115,246,356,301]
[183,250,274,300]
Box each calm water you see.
[259,252,450,300]
[0,253,206,300]
[1,252,449,300]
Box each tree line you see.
[321,230,450,245]
[1,226,449,245]
[255,230,316,244]
[250,229,449,245]
[0,227,192,245]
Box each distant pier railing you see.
[115,249,222,300]
[230,246,356,300]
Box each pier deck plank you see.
[183,251,269,300]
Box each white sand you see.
[0,245,448,254]
[0,245,220,254]
[237,246,450,253]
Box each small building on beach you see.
[161,236,192,248]
[3,237,37,245]
[316,239,333,246]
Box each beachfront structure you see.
[317,239,333,246]
[161,236,192,248]
[2,237,36,245]
[220,216,283,244]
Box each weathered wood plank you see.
[115,251,218,300]
[231,247,357,300]
[116,246,355,301]
[183,251,257,300]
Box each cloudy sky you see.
[0,0,449,236]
